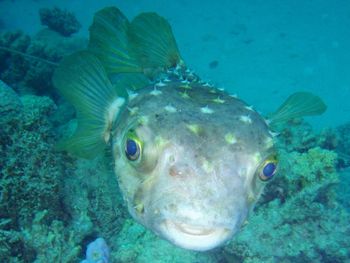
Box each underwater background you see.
[0,0,349,262]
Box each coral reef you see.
[0,28,86,99]
[222,122,350,263]
[1,77,349,262]
[0,24,349,261]
[0,82,121,262]
[39,7,81,37]
[334,122,350,168]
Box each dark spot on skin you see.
[209,60,219,69]
[154,113,164,122]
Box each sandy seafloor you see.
[0,0,350,262]
[1,0,349,128]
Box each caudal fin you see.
[268,92,327,126]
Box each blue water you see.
[1,0,350,128]
[0,0,349,262]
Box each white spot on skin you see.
[180,91,190,99]
[127,107,139,115]
[201,105,214,114]
[181,79,190,84]
[127,90,138,100]
[239,115,252,124]
[245,105,254,111]
[155,80,166,87]
[269,130,279,137]
[164,105,177,113]
[203,82,213,87]
[150,87,162,96]
[213,97,225,104]
[229,94,238,98]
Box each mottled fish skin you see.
[111,75,276,250]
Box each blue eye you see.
[259,158,278,181]
[125,139,141,161]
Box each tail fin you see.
[88,7,182,81]
[53,51,127,158]
[268,92,327,126]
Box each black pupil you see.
[263,162,276,177]
[126,139,138,157]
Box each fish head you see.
[111,83,278,251]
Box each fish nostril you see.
[169,165,183,177]
[169,164,195,178]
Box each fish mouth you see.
[171,221,216,236]
[160,220,231,251]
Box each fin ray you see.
[88,7,142,74]
[269,92,327,126]
[53,51,126,158]
[128,12,182,71]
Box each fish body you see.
[112,76,275,250]
[53,7,326,251]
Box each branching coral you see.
[39,7,81,37]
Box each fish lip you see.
[160,219,232,251]
[170,221,216,236]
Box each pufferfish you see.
[53,7,326,251]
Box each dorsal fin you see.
[88,7,183,81]
[88,7,141,74]
[128,12,182,72]
[268,92,327,126]
[53,51,127,158]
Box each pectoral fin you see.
[53,51,127,158]
[268,92,327,126]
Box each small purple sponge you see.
[81,238,110,263]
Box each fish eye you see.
[125,137,141,161]
[258,156,278,181]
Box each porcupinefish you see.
[53,7,326,251]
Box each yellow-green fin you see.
[88,7,142,74]
[268,92,327,126]
[53,51,127,158]
[128,12,182,72]
[88,7,183,79]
